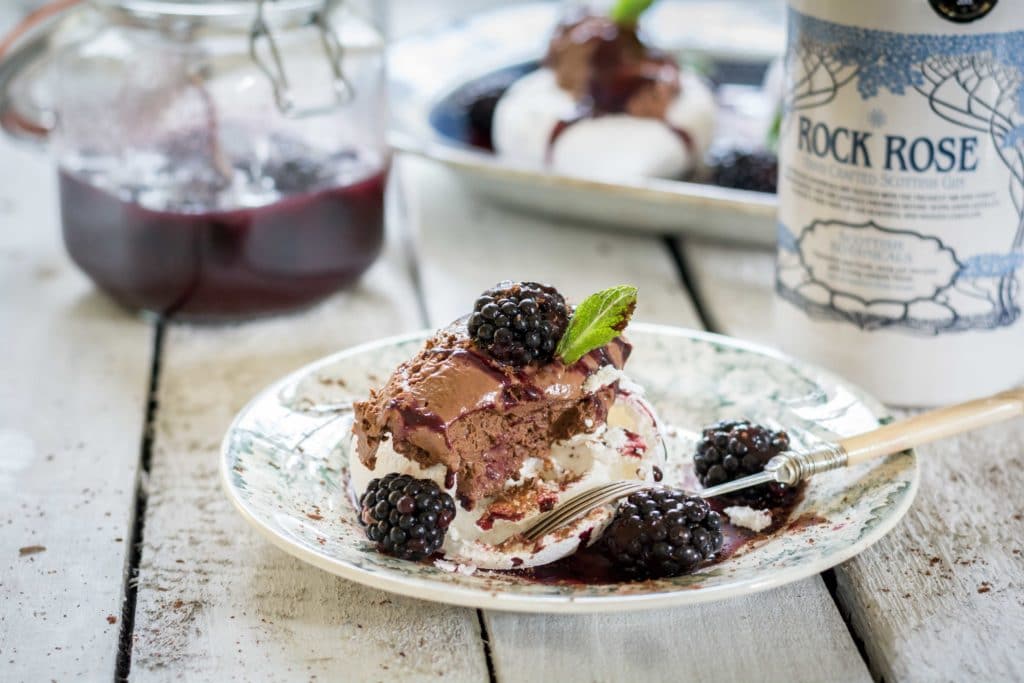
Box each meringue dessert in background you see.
[351,282,664,570]
[491,8,716,182]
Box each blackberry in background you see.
[710,149,778,193]
[359,473,456,561]
[468,281,570,366]
[601,489,724,579]
[454,69,522,150]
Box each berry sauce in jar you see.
[59,149,386,320]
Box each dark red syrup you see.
[59,167,385,320]
[511,483,808,585]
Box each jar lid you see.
[94,0,340,29]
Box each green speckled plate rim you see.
[220,323,919,614]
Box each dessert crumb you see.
[18,545,46,557]
[106,615,117,625]
[978,582,992,594]
[434,559,478,576]
[723,506,772,533]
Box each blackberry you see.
[467,281,570,366]
[602,489,723,579]
[359,473,456,561]
[711,150,778,193]
[693,420,794,507]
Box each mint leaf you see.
[609,0,656,25]
[556,285,638,365]
[765,109,782,153]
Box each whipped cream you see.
[724,505,773,533]
[349,386,663,570]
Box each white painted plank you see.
[407,158,870,683]
[128,171,489,682]
[834,419,1024,683]
[0,139,153,678]
[679,237,1024,681]
[402,156,702,328]
[677,239,777,347]
[484,584,867,683]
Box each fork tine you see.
[522,480,649,541]
[534,482,638,527]
[524,482,641,541]
[525,484,626,535]
[522,491,612,540]
[522,488,615,541]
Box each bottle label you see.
[777,7,1024,335]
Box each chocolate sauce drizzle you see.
[544,14,694,158]
[385,335,630,508]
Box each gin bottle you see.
[775,0,1024,405]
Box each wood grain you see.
[0,139,153,680]
[835,419,1024,682]
[677,237,1024,682]
[408,159,870,683]
[483,584,868,683]
[128,186,489,682]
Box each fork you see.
[521,387,1024,543]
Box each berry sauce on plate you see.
[511,483,806,585]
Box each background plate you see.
[221,324,918,613]
[390,2,782,245]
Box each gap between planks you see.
[0,135,152,682]
[115,321,166,682]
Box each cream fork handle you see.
[840,388,1024,466]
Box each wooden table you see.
[2,6,1023,683]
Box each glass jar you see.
[53,0,388,320]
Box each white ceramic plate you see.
[221,324,917,613]
[389,2,783,246]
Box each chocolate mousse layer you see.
[353,318,631,508]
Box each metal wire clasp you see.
[249,0,355,118]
